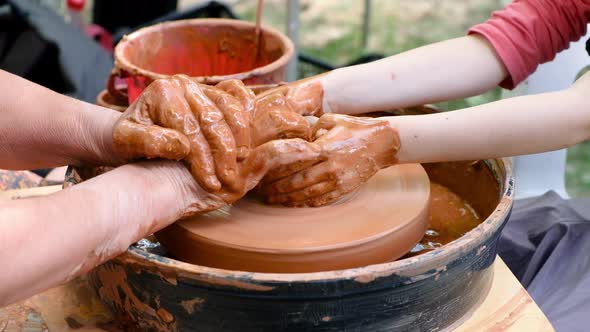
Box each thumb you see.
[113,119,191,161]
[312,113,342,138]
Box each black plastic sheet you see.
[1,0,112,102]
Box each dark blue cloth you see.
[499,191,590,332]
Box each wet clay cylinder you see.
[108,18,294,104]
[156,164,431,273]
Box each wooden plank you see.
[453,258,554,332]
[0,185,62,201]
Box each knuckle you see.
[151,79,169,90]
[171,74,191,83]
[325,161,338,177]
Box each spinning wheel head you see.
[156,164,431,273]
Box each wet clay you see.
[112,75,398,209]
[256,77,325,117]
[155,164,430,273]
[259,113,401,207]
[112,76,315,196]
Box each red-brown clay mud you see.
[109,18,296,102]
[156,164,431,273]
[156,167,484,273]
[112,76,317,204]
[259,113,401,207]
[112,75,401,210]
[405,182,482,257]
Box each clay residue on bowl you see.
[121,23,284,78]
[96,90,127,112]
[71,156,512,331]
[93,262,178,331]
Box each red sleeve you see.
[468,0,590,89]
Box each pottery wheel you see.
[156,164,431,273]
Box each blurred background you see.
[2,0,590,196]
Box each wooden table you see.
[0,186,554,332]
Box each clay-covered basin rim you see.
[114,18,295,83]
[111,157,514,283]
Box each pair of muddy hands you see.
[112,75,400,215]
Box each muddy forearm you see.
[0,70,122,169]
[318,35,508,115]
[0,161,191,306]
[389,77,590,163]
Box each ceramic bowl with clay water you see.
[106,18,294,105]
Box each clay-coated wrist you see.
[89,106,127,166]
[376,120,401,169]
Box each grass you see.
[230,0,590,197]
[567,141,590,197]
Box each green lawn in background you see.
[567,141,590,197]
[232,0,590,197]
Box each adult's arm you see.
[0,161,196,306]
[0,69,122,169]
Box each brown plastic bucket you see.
[108,18,294,104]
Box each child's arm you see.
[391,71,590,163]
[316,35,508,115]
[261,72,590,206]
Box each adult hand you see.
[112,75,316,198]
[112,74,245,192]
[211,79,313,154]
[172,138,321,217]
[180,80,322,211]
[259,114,401,207]
[255,77,325,118]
